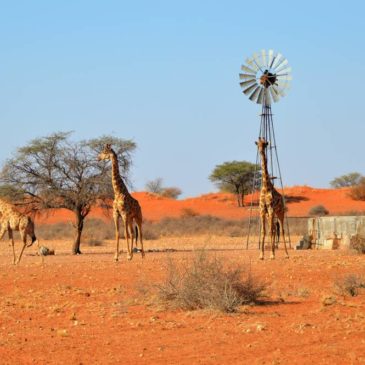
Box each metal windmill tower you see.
[239,49,292,249]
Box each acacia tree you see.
[0,132,136,255]
[209,161,259,207]
[330,172,363,188]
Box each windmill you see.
[239,49,292,251]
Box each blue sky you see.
[0,1,364,197]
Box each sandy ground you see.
[1,237,365,365]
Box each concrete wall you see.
[308,216,365,249]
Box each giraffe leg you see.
[16,231,27,265]
[259,212,266,260]
[278,213,289,259]
[124,217,132,261]
[113,210,121,261]
[268,211,275,260]
[7,228,17,265]
[136,215,145,258]
[127,220,134,261]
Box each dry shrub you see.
[334,274,365,297]
[349,178,365,201]
[157,251,266,312]
[37,222,74,240]
[350,234,365,254]
[308,205,329,216]
[180,207,200,217]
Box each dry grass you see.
[350,234,365,254]
[156,250,267,313]
[35,216,306,251]
[334,274,365,297]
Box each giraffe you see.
[255,137,289,260]
[0,198,37,264]
[98,144,145,261]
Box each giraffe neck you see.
[110,151,130,197]
[259,148,272,191]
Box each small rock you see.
[57,329,68,337]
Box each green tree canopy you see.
[209,161,259,207]
[0,131,136,254]
[330,172,363,188]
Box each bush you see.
[180,208,200,217]
[349,178,365,201]
[157,251,266,312]
[161,187,182,199]
[334,274,365,297]
[350,234,365,254]
[308,205,329,216]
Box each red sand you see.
[1,248,365,365]
[37,186,365,224]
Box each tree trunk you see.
[72,210,84,255]
[240,192,245,207]
[235,185,242,207]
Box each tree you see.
[0,132,136,255]
[145,178,182,199]
[209,161,259,207]
[349,177,365,201]
[145,178,164,194]
[330,172,363,188]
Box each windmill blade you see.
[276,67,292,76]
[276,77,292,86]
[269,52,279,69]
[261,49,267,68]
[276,67,291,77]
[252,52,264,71]
[239,79,257,89]
[276,73,293,80]
[257,88,264,104]
[249,86,261,102]
[273,84,287,97]
[276,81,291,91]
[245,58,260,72]
[274,59,289,73]
[239,73,256,80]
[263,88,272,105]
[242,83,258,95]
[271,53,283,69]
[241,64,257,75]
[267,49,274,69]
[269,86,280,102]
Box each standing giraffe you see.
[0,198,37,264]
[256,137,289,260]
[98,144,145,261]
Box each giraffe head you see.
[98,144,114,161]
[255,137,269,152]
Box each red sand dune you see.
[37,186,365,224]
